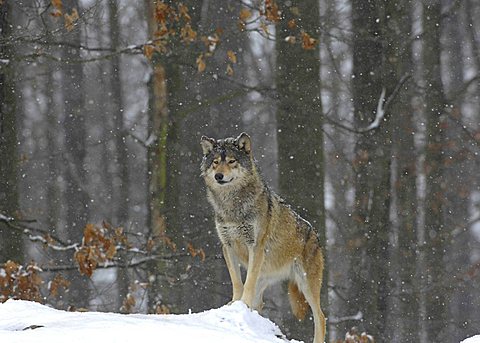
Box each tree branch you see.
[0,212,74,249]
[324,73,411,134]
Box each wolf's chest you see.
[208,191,256,223]
[216,223,255,246]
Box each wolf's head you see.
[200,132,254,188]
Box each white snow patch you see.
[462,336,480,343]
[0,300,299,343]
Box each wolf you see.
[200,132,326,343]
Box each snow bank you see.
[463,336,480,343]
[0,299,297,343]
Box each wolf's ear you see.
[200,136,215,155]
[236,132,251,154]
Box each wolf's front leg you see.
[241,243,265,308]
[222,245,243,301]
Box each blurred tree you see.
[145,0,183,313]
[442,1,475,339]
[61,0,91,308]
[0,1,23,264]
[422,0,449,340]
[45,59,62,243]
[386,2,420,341]
[275,0,326,340]
[108,0,130,310]
[347,0,393,340]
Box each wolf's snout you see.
[215,173,224,181]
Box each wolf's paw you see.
[240,297,254,309]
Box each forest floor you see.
[0,299,298,343]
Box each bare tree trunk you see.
[61,0,90,308]
[422,0,449,340]
[442,1,476,339]
[386,2,420,341]
[275,0,327,340]
[108,0,130,311]
[0,2,23,264]
[348,1,392,340]
[46,65,61,238]
[145,0,180,313]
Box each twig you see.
[324,73,411,134]
[0,212,72,248]
[40,253,192,273]
[357,87,386,133]
[329,311,363,324]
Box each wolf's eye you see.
[228,159,236,164]
[213,160,219,165]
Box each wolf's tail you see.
[288,281,309,320]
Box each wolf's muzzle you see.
[215,173,231,184]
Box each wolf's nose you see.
[215,173,224,181]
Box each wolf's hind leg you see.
[296,257,326,343]
[222,245,243,301]
[252,278,268,312]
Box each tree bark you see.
[108,0,130,311]
[348,1,392,340]
[422,0,449,340]
[145,0,181,313]
[61,0,90,308]
[0,2,23,264]
[386,2,420,341]
[275,0,327,340]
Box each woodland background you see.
[0,0,479,342]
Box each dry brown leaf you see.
[143,44,155,60]
[146,238,155,253]
[105,244,117,260]
[155,2,171,25]
[264,0,280,22]
[187,243,206,262]
[121,293,136,313]
[83,223,97,244]
[161,234,177,252]
[49,274,70,297]
[64,8,79,32]
[237,20,246,32]
[51,0,62,11]
[301,31,317,50]
[227,50,237,64]
[287,19,297,29]
[196,54,206,72]
[226,64,234,76]
[178,3,191,21]
[239,8,252,22]
[197,248,206,262]
[180,23,197,43]
[50,10,63,17]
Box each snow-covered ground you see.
[0,299,478,343]
[0,299,299,343]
